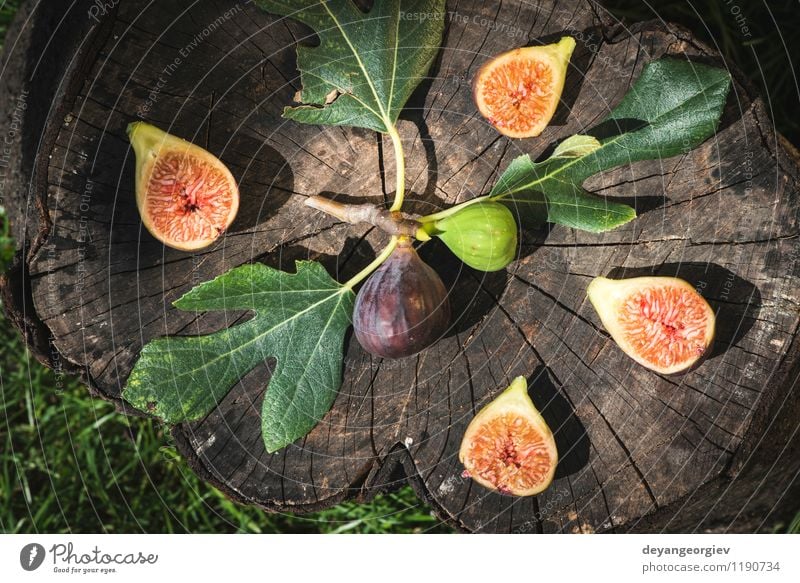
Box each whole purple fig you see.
[353,240,451,359]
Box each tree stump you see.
[2,0,799,533]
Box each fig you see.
[473,36,575,138]
[428,201,518,272]
[587,276,716,375]
[128,122,239,251]
[459,376,558,496]
[353,239,450,359]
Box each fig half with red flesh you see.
[473,36,575,138]
[459,376,558,496]
[587,276,716,375]
[128,122,239,251]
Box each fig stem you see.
[343,236,399,291]
[387,125,405,212]
[305,195,421,237]
[419,195,490,223]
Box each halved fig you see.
[353,239,450,359]
[459,376,558,496]
[128,122,239,251]
[587,276,716,375]
[473,36,575,138]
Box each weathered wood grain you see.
[1,0,798,532]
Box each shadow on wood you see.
[223,131,294,234]
[402,80,444,209]
[418,237,510,336]
[534,27,599,127]
[527,365,590,479]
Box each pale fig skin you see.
[587,276,716,375]
[459,376,558,497]
[473,36,576,139]
[353,241,450,359]
[432,201,518,272]
[128,122,239,251]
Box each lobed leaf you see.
[123,261,355,453]
[490,58,732,232]
[256,0,446,133]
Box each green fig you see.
[427,201,517,272]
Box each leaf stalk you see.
[343,237,399,291]
[418,195,490,223]
[387,125,405,212]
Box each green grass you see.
[788,512,800,534]
[0,0,798,533]
[0,309,449,533]
[0,0,21,51]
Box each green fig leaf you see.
[123,261,355,453]
[490,58,732,232]
[256,0,445,133]
[550,134,602,158]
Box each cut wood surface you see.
[1,0,798,532]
